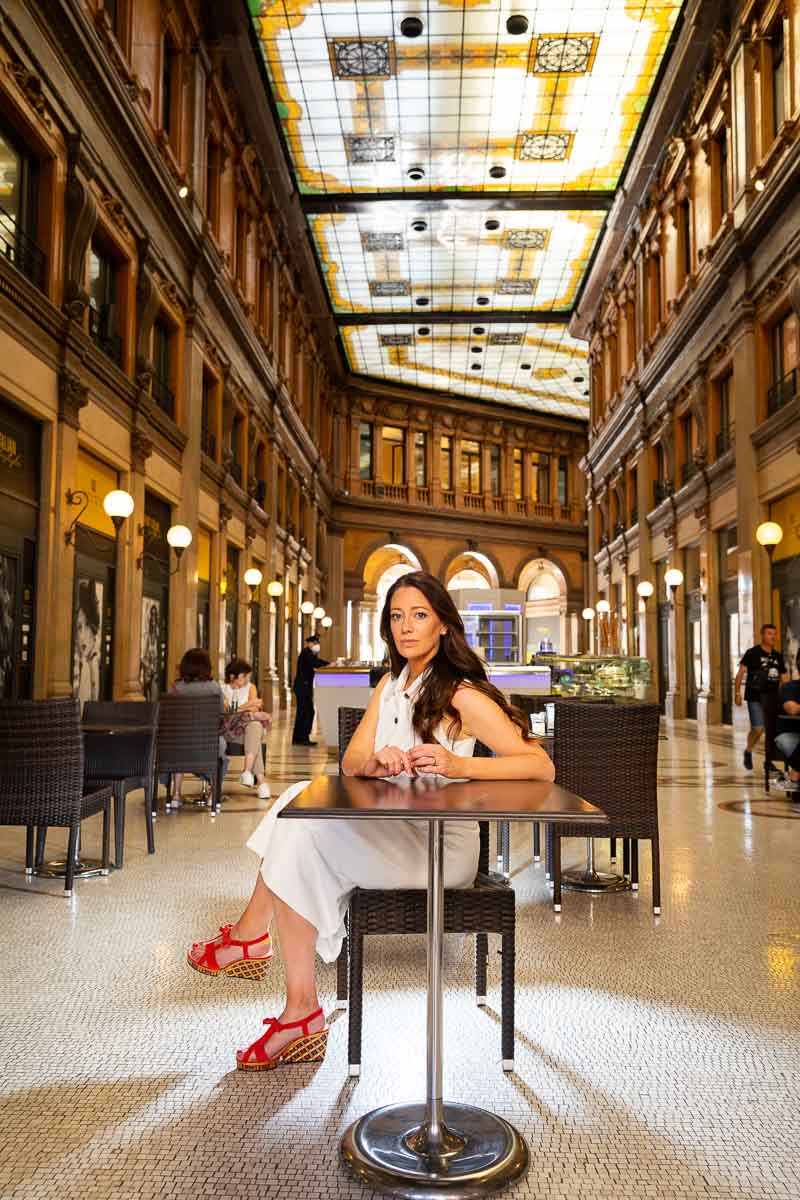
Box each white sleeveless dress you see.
[245,665,480,962]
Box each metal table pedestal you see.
[341,819,528,1198]
[561,836,629,893]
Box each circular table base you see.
[35,858,109,880]
[342,1102,528,1199]
[561,868,629,893]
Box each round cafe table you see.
[280,773,607,1198]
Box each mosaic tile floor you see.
[1,716,799,1200]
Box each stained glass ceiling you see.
[250,0,684,415]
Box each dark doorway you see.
[0,397,39,699]
[141,491,171,700]
[73,526,116,701]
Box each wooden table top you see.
[279,774,607,823]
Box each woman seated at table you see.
[169,648,227,805]
[221,658,272,800]
[187,571,554,1071]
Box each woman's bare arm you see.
[407,685,554,781]
[341,673,397,776]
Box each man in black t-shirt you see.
[734,623,788,769]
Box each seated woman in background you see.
[169,648,227,805]
[221,658,272,800]
[187,571,554,1072]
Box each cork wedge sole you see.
[186,950,272,981]
[236,1029,329,1072]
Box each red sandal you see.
[187,924,272,981]
[236,1007,328,1071]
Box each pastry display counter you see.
[530,654,651,699]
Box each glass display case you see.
[531,654,651,699]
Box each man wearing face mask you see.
[291,634,329,746]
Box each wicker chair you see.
[82,701,158,866]
[153,695,224,815]
[548,701,662,914]
[509,693,616,873]
[0,699,113,896]
[334,705,515,1076]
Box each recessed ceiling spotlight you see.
[754,177,765,192]
[407,165,425,180]
[471,346,483,353]
[471,363,482,371]
[484,219,500,231]
[573,375,585,383]
[489,165,506,180]
[415,296,430,305]
[418,326,430,335]
[472,326,486,335]
[178,184,190,199]
[583,388,590,395]
[520,363,531,370]
[411,219,427,232]
[506,15,529,35]
[400,16,424,37]
[476,296,490,305]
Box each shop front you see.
[197,528,211,650]
[770,490,800,680]
[224,543,239,666]
[71,450,121,702]
[0,396,39,699]
[140,490,171,701]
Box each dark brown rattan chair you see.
[509,693,616,872]
[82,701,158,866]
[334,706,515,1076]
[548,700,662,914]
[0,699,113,896]
[154,695,224,815]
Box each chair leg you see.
[501,927,515,1071]
[113,785,125,868]
[335,937,349,1010]
[623,837,630,878]
[475,933,488,1005]
[65,824,78,896]
[609,837,617,865]
[25,825,34,875]
[533,822,541,863]
[213,761,223,814]
[101,802,111,874]
[630,840,639,891]
[651,834,661,915]
[144,776,156,855]
[35,826,47,869]
[545,825,554,880]
[552,833,562,912]
[347,926,364,1077]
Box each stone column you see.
[697,519,722,727]
[730,41,757,226]
[327,524,346,659]
[666,546,687,720]
[430,418,443,506]
[481,441,492,508]
[502,437,515,514]
[121,429,152,698]
[634,443,658,699]
[348,595,362,661]
[453,433,463,508]
[172,308,203,683]
[731,312,767,644]
[405,425,415,497]
[48,370,88,697]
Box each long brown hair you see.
[379,571,531,744]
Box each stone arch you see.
[516,555,572,656]
[441,546,502,590]
[357,538,429,592]
[516,556,568,599]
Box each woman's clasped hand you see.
[360,742,460,778]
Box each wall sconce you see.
[581,607,595,621]
[320,615,333,628]
[313,606,326,620]
[137,523,192,573]
[102,489,135,533]
[596,599,611,615]
[244,566,263,602]
[300,600,315,616]
[636,580,654,601]
[665,567,684,605]
[64,489,90,545]
[267,579,284,598]
[756,520,783,565]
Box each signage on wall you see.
[75,451,119,539]
[0,429,22,470]
[0,399,39,504]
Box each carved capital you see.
[789,269,800,322]
[135,240,161,371]
[130,429,153,473]
[219,502,233,531]
[6,58,51,129]
[58,370,88,429]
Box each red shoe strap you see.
[243,1008,323,1065]
[193,925,270,971]
[275,1007,324,1037]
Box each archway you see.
[444,550,500,591]
[517,557,569,657]
[359,543,421,661]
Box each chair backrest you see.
[156,694,222,774]
[83,700,158,727]
[553,700,660,834]
[0,699,84,826]
[510,693,615,719]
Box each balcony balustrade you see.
[0,203,46,291]
[201,428,217,459]
[151,372,175,419]
[767,368,797,416]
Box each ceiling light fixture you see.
[573,375,585,383]
[400,16,423,37]
[488,166,506,180]
[417,326,430,336]
[411,219,427,232]
[520,363,531,370]
[754,177,765,192]
[407,165,425,181]
[471,347,482,353]
[506,15,529,35]
[471,363,482,371]
[472,326,485,335]
[415,296,430,305]
[476,296,490,305]
[484,219,500,231]
[178,184,189,199]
